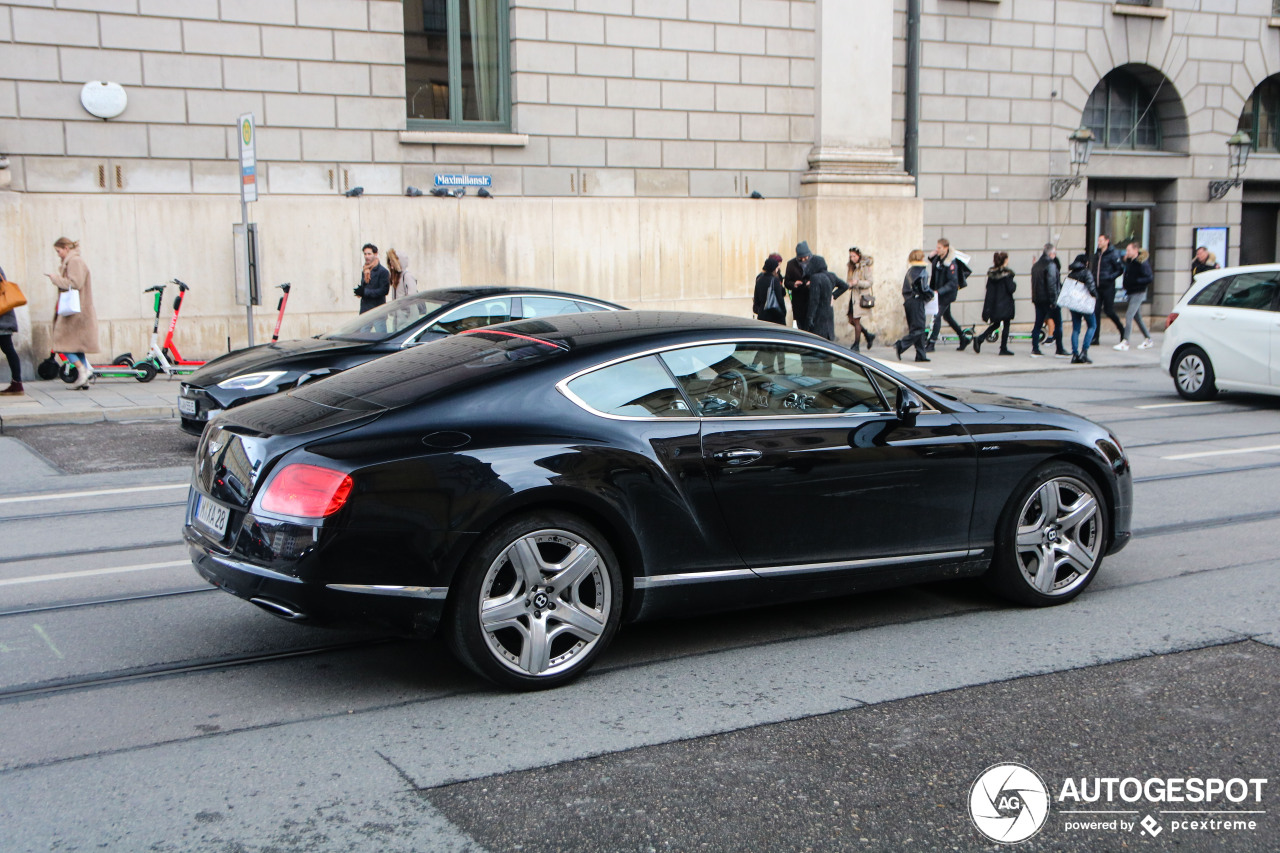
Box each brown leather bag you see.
[0,277,28,315]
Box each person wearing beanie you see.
[785,241,812,331]
[753,253,786,326]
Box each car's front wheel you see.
[1173,346,1217,400]
[985,463,1107,606]
[447,511,623,690]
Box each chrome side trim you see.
[634,549,985,589]
[633,569,757,589]
[752,549,984,578]
[325,583,449,600]
[249,597,307,620]
[208,554,303,584]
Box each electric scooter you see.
[140,281,204,378]
[41,351,157,384]
[270,282,292,342]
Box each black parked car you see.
[185,311,1133,690]
[177,286,625,434]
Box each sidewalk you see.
[0,332,1167,430]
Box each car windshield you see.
[322,294,450,341]
[292,329,569,410]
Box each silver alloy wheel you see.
[477,528,612,678]
[1176,352,1205,395]
[1013,475,1101,597]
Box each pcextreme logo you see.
[969,764,1270,844]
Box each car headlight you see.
[217,371,288,390]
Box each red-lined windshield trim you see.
[459,329,570,350]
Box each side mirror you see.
[896,388,924,425]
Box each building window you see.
[404,0,509,130]
[1083,70,1161,150]
[1238,77,1280,153]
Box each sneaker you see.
[1113,340,1130,351]
[1054,351,1071,359]
[1029,350,1043,358]
[0,381,23,396]
[1139,338,1154,349]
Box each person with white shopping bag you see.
[46,237,100,389]
[1061,254,1099,364]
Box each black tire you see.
[447,511,623,690]
[112,353,134,366]
[59,361,79,384]
[36,357,59,380]
[1172,346,1217,401]
[135,361,158,382]
[984,462,1107,607]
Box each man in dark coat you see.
[803,255,849,341]
[926,238,972,351]
[785,241,812,331]
[1029,243,1066,357]
[1089,233,1125,346]
[354,242,390,314]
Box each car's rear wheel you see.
[985,463,1106,607]
[1173,346,1217,400]
[447,511,622,690]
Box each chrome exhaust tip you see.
[249,597,308,621]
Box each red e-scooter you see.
[271,282,292,342]
[141,280,204,378]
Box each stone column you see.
[801,0,914,197]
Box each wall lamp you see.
[1208,131,1251,201]
[1050,127,1096,200]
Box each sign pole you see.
[238,113,258,347]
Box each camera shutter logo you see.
[969,763,1051,844]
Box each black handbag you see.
[859,292,876,309]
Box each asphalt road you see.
[0,364,1276,852]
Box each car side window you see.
[565,356,692,418]
[659,342,889,417]
[519,296,583,319]
[429,298,513,334]
[1218,273,1279,311]
[574,300,613,313]
[1187,277,1229,306]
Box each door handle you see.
[712,448,763,465]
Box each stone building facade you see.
[0,0,1275,372]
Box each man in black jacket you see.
[1030,243,1067,357]
[1089,233,1125,346]
[926,238,972,351]
[354,243,390,314]
[785,241,812,331]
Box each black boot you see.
[972,333,983,354]
[957,331,972,351]
[864,330,876,349]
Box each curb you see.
[0,405,178,431]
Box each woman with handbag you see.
[972,252,1016,356]
[845,247,876,352]
[46,237,100,389]
[0,264,24,395]
[1064,253,1099,364]
[753,253,786,326]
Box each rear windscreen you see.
[291,330,568,410]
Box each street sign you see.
[238,113,257,203]
[434,174,492,188]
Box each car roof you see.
[474,310,801,352]
[419,285,625,308]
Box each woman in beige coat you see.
[46,237,100,388]
[845,247,876,352]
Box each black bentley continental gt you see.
[177,286,625,434]
[185,311,1133,690]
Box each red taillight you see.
[260,464,353,517]
[1166,312,1178,327]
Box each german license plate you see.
[195,494,229,538]
[178,396,197,416]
